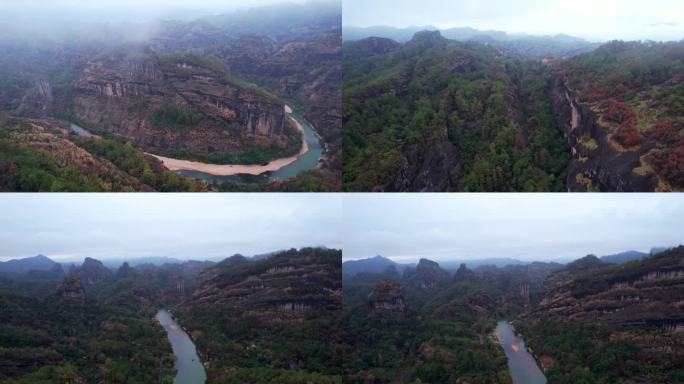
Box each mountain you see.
[342,255,409,276]
[175,247,342,382]
[343,25,598,59]
[440,258,529,270]
[519,246,684,383]
[74,257,114,288]
[366,279,406,312]
[190,247,341,314]
[101,256,186,268]
[402,258,450,290]
[0,1,341,192]
[600,250,648,264]
[549,40,684,191]
[343,30,571,191]
[0,254,58,274]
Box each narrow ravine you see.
[494,320,547,384]
[155,309,206,384]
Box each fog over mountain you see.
[342,194,684,262]
[0,194,341,261]
[343,0,684,41]
[0,0,310,23]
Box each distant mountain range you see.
[0,255,58,274]
[343,25,600,59]
[343,247,673,277]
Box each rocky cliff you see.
[75,257,114,288]
[550,75,658,191]
[536,248,684,328]
[55,274,86,304]
[73,49,288,157]
[367,279,406,312]
[189,248,341,319]
[403,258,451,290]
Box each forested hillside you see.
[551,40,684,191]
[343,31,570,191]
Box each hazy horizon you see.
[343,0,684,42]
[0,194,341,262]
[342,194,684,263]
[0,0,312,22]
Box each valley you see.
[342,247,684,383]
[0,1,342,192]
[342,29,684,191]
[0,247,343,383]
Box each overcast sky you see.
[343,194,684,263]
[0,0,309,23]
[343,0,684,41]
[0,194,341,262]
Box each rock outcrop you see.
[73,50,287,157]
[403,258,450,289]
[75,257,114,287]
[550,75,658,191]
[367,279,405,312]
[536,247,684,328]
[56,275,86,304]
[16,79,53,117]
[189,248,341,319]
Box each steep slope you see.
[520,247,684,383]
[190,247,341,315]
[73,50,301,165]
[343,31,570,191]
[550,40,684,191]
[0,116,199,192]
[174,247,343,382]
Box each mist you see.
[0,0,314,43]
[342,194,684,263]
[343,0,684,42]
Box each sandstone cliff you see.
[73,49,288,158]
[189,248,341,319]
[56,274,86,305]
[550,75,658,191]
[367,279,406,312]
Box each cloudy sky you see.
[343,0,684,41]
[343,194,684,263]
[0,0,309,23]
[0,194,341,262]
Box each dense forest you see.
[340,259,553,383]
[173,248,343,383]
[342,247,684,383]
[0,275,177,383]
[343,31,570,191]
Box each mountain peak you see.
[410,29,444,44]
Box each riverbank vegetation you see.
[0,293,175,383]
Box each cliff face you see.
[210,28,342,167]
[56,275,86,305]
[189,248,341,319]
[73,50,286,156]
[550,76,658,191]
[536,247,684,329]
[367,279,406,312]
[403,258,451,290]
[75,257,114,287]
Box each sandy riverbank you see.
[147,105,309,176]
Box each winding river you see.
[152,106,324,184]
[155,309,206,384]
[495,321,547,384]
